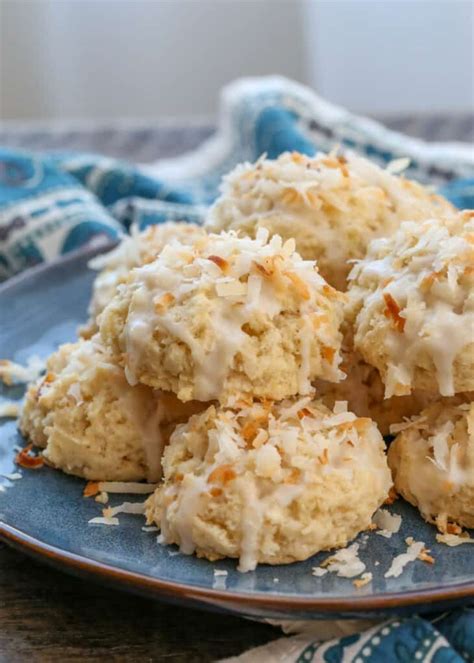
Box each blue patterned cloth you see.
[1,78,473,663]
[291,611,474,663]
[1,76,473,280]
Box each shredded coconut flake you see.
[213,569,228,577]
[321,411,356,428]
[386,157,411,174]
[321,543,366,578]
[312,566,328,577]
[429,421,453,472]
[0,356,45,385]
[212,572,228,589]
[384,538,425,578]
[373,509,402,538]
[436,532,474,546]
[103,501,145,517]
[142,525,159,532]
[353,572,373,588]
[88,516,119,526]
[2,472,22,481]
[0,401,21,418]
[67,382,83,403]
[390,416,426,435]
[215,280,247,298]
[333,400,348,414]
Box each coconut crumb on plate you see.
[384,538,425,578]
[88,516,120,526]
[372,509,402,539]
[312,566,329,578]
[212,570,228,589]
[2,472,22,481]
[320,543,366,579]
[436,532,474,546]
[353,572,373,588]
[0,401,21,419]
[417,547,435,564]
[103,501,146,518]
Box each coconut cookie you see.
[81,222,206,337]
[388,399,474,530]
[145,397,392,571]
[100,229,346,403]
[315,350,436,436]
[348,212,474,398]
[20,338,204,482]
[206,151,454,290]
[20,342,76,448]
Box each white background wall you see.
[0,0,472,121]
[304,0,474,115]
[0,0,308,121]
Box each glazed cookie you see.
[21,338,204,481]
[206,151,454,290]
[348,212,474,398]
[145,397,392,571]
[100,229,346,403]
[388,399,474,530]
[81,222,206,337]
[19,342,76,448]
[315,350,436,436]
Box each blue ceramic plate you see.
[1,246,473,620]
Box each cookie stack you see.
[19,151,473,570]
[96,228,391,571]
[347,211,474,532]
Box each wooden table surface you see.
[0,542,277,662]
[1,117,470,662]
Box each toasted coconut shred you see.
[372,509,402,539]
[95,492,109,504]
[319,543,366,579]
[102,501,146,518]
[0,400,21,419]
[436,532,474,546]
[353,572,373,588]
[384,538,426,578]
[15,444,44,469]
[0,356,45,385]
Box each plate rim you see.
[1,522,474,612]
[1,243,474,615]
